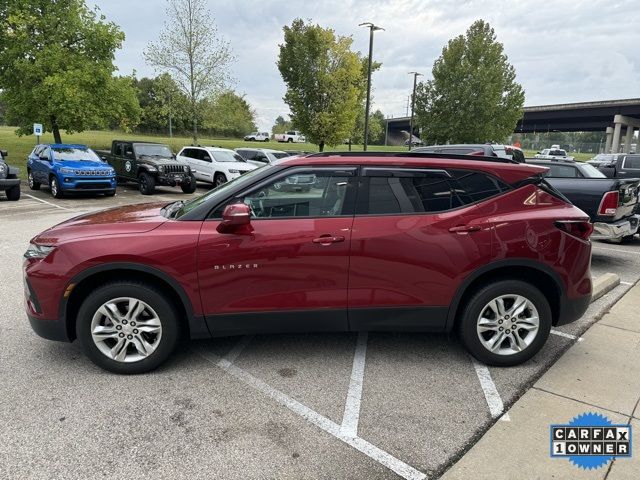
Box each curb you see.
[591,272,620,301]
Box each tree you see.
[277,19,367,152]
[134,74,190,134]
[202,90,257,137]
[144,0,234,144]
[350,108,385,145]
[272,115,291,135]
[414,20,524,144]
[0,0,141,143]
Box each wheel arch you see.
[62,263,207,341]
[446,259,564,331]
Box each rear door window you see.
[623,155,640,170]
[545,165,580,178]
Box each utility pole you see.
[408,71,422,150]
[359,22,383,151]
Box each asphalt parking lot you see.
[1,182,639,479]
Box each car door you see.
[111,142,125,177]
[347,167,495,331]
[197,166,357,335]
[199,150,215,180]
[36,146,52,184]
[179,148,197,179]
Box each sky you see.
[92,0,640,131]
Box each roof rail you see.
[306,151,519,164]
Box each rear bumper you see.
[591,214,640,240]
[556,293,591,326]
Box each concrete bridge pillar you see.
[611,122,623,153]
[624,125,634,153]
[605,126,614,153]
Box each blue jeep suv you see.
[27,144,116,198]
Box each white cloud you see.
[94,0,640,130]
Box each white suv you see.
[176,146,257,186]
[235,148,293,166]
[243,132,270,142]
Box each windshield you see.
[173,165,266,218]
[580,163,607,178]
[271,152,290,159]
[212,151,247,163]
[52,147,102,162]
[134,144,173,157]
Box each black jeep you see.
[98,141,196,195]
[0,149,20,201]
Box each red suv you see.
[24,153,593,373]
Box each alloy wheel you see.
[50,178,58,197]
[90,297,163,363]
[28,172,34,188]
[476,294,540,356]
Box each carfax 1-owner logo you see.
[550,412,632,470]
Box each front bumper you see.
[0,178,20,189]
[591,214,640,240]
[28,314,70,342]
[156,173,191,186]
[60,176,116,192]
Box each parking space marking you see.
[471,357,510,422]
[550,329,584,342]
[592,245,640,256]
[24,194,75,211]
[340,332,368,438]
[620,281,633,286]
[217,335,253,368]
[196,342,427,480]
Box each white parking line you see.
[550,329,584,342]
[340,332,368,438]
[196,343,427,480]
[620,281,634,286]
[471,357,510,422]
[24,194,75,211]
[217,335,253,368]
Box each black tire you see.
[138,172,156,195]
[181,174,197,193]
[621,234,636,243]
[75,281,180,374]
[105,190,116,197]
[457,280,552,367]
[264,138,269,142]
[287,138,294,143]
[5,185,20,201]
[50,176,64,198]
[28,170,41,190]
[214,173,227,187]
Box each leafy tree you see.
[272,115,291,135]
[414,20,524,144]
[134,74,190,134]
[202,90,257,137]
[350,108,385,145]
[145,0,234,144]
[0,0,141,143]
[277,19,367,152]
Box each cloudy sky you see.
[93,0,640,131]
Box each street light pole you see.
[408,71,422,150]
[359,22,383,152]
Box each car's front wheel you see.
[50,176,64,198]
[458,280,551,366]
[5,185,20,201]
[214,173,227,187]
[28,171,41,190]
[181,174,197,193]
[76,282,180,374]
[138,172,156,195]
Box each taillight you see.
[597,191,619,216]
[555,220,593,240]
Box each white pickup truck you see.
[274,130,306,143]
[534,147,575,161]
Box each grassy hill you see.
[0,125,593,169]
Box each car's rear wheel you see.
[458,280,551,366]
[287,138,293,143]
[214,173,227,187]
[28,171,41,190]
[76,282,180,374]
[5,185,20,201]
[138,172,155,195]
[181,174,197,193]
[50,176,64,198]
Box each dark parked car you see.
[527,159,640,241]
[413,144,525,163]
[25,152,593,373]
[589,153,640,180]
[98,141,196,195]
[0,149,20,201]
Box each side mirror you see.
[217,203,252,233]
[0,150,8,157]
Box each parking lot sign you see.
[33,123,43,136]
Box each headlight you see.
[228,169,239,174]
[158,165,164,173]
[24,243,55,259]
[183,165,189,172]
[0,164,5,173]
[59,167,75,174]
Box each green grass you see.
[0,126,401,170]
[0,125,595,169]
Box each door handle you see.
[312,235,345,244]
[449,225,481,233]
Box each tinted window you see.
[134,144,172,157]
[114,143,123,156]
[578,164,606,178]
[236,149,255,160]
[211,151,247,163]
[361,168,508,215]
[546,165,579,178]
[212,169,355,219]
[624,156,640,169]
